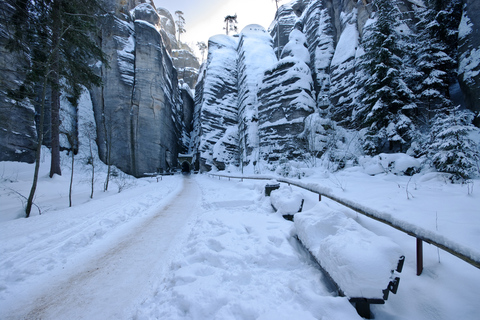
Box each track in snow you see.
[5,176,200,320]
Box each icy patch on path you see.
[135,175,361,319]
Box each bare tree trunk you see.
[275,0,280,59]
[104,120,111,192]
[49,1,62,178]
[88,134,95,199]
[26,76,49,217]
[49,83,61,177]
[64,131,76,207]
[69,147,74,207]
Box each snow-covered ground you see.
[1,151,480,319]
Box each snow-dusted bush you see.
[301,113,360,171]
[359,153,421,176]
[274,158,306,179]
[428,108,480,182]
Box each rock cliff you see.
[258,29,316,162]
[90,3,194,176]
[0,1,197,175]
[193,0,479,172]
[237,25,278,166]
[192,35,239,171]
[0,1,37,163]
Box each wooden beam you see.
[416,238,423,276]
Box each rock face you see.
[193,24,317,170]
[156,7,200,90]
[257,29,316,162]
[237,25,278,166]
[270,0,310,58]
[171,46,200,89]
[89,3,193,176]
[302,0,334,110]
[0,0,37,163]
[192,35,239,171]
[194,0,480,171]
[0,1,196,174]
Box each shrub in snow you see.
[428,107,480,182]
[359,153,421,176]
[274,158,306,179]
[301,113,360,171]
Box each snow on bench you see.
[294,203,404,318]
[269,184,304,220]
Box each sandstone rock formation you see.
[258,29,316,162]
[192,35,239,171]
[0,1,37,163]
[89,3,193,177]
[237,25,278,166]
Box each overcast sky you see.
[152,0,284,50]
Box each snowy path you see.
[135,176,362,319]
[3,176,200,320]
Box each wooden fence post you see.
[416,238,423,276]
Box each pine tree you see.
[175,10,186,43]
[354,0,417,155]
[413,0,459,125]
[429,107,480,182]
[8,0,107,217]
[224,14,238,36]
[196,41,207,63]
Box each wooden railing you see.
[207,173,480,275]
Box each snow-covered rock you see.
[131,3,160,26]
[89,5,191,177]
[329,18,359,124]
[192,35,239,171]
[302,0,335,109]
[258,29,316,163]
[269,0,309,59]
[237,24,278,165]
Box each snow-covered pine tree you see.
[428,0,462,77]
[429,107,480,182]
[353,0,417,155]
[413,0,460,125]
[8,0,107,216]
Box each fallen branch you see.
[7,187,42,215]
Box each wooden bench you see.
[294,205,404,318]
